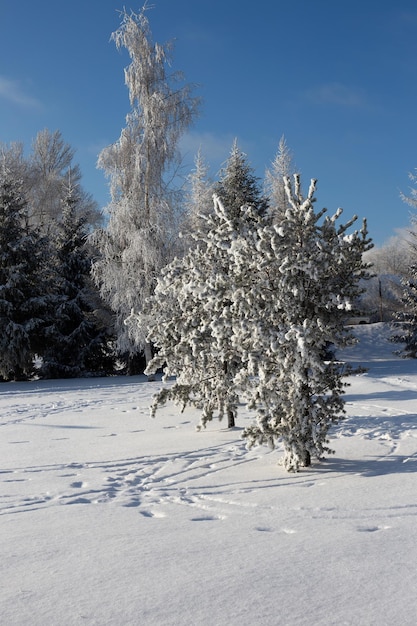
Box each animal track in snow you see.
[356,525,391,533]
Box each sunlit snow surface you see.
[1,323,417,625]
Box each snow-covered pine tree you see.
[390,177,417,353]
[0,168,51,380]
[242,175,372,470]
[264,135,295,223]
[400,167,417,210]
[215,139,269,219]
[91,6,199,374]
[41,183,115,378]
[180,149,215,249]
[143,144,267,423]
[143,195,262,429]
[391,265,417,357]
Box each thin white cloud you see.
[398,11,417,25]
[0,75,42,109]
[180,130,236,172]
[306,82,367,108]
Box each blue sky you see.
[1,0,417,245]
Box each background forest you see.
[2,7,417,407]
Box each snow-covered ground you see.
[1,323,417,626]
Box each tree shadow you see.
[345,389,417,403]
[316,454,417,477]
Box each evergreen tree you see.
[214,140,268,219]
[390,173,417,352]
[265,135,295,222]
[400,167,417,210]
[0,169,51,380]
[180,149,214,249]
[391,277,417,356]
[92,6,199,373]
[41,183,115,378]
[143,174,371,470]
[143,196,262,428]
[242,175,372,470]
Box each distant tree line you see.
[0,134,114,381]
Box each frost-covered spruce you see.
[264,135,295,223]
[144,195,262,429]
[391,260,417,357]
[41,182,115,378]
[180,149,215,250]
[215,139,268,220]
[242,175,372,471]
[0,170,51,380]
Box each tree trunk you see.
[301,449,311,467]
[223,360,236,428]
[144,341,155,381]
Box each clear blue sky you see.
[1,0,417,246]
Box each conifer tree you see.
[242,175,372,470]
[143,173,371,470]
[92,6,199,373]
[391,175,417,353]
[390,256,417,357]
[41,183,115,378]
[265,135,295,222]
[0,169,51,380]
[180,149,214,248]
[215,139,268,219]
[144,196,262,428]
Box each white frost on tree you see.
[0,167,51,380]
[400,167,417,210]
[242,175,373,470]
[141,168,371,471]
[1,131,101,234]
[180,148,214,249]
[91,6,199,372]
[215,139,268,219]
[144,195,262,428]
[264,135,295,222]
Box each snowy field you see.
[1,323,417,626]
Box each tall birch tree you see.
[28,129,101,232]
[92,6,199,371]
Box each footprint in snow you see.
[70,481,86,489]
[191,515,223,522]
[357,525,390,533]
[140,509,166,518]
[63,497,91,505]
